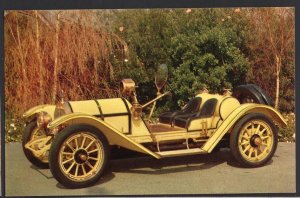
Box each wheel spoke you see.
[248,147,254,158]
[241,141,249,146]
[258,128,267,136]
[85,140,95,150]
[62,151,73,155]
[62,157,74,165]
[254,148,258,158]
[259,145,266,153]
[66,162,75,173]
[81,136,86,148]
[255,124,261,134]
[86,161,94,169]
[88,156,99,161]
[74,138,79,150]
[246,129,251,137]
[242,133,249,140]
[87,148,99,154]
[243,145,251,153]
[251,123,255,135]
[81,164,87,175]
[75,164,79,176]
[261,135,269,140]
[66,142,75,152]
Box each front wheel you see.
[230,113,278,167]
[49,124,109,188]
[22,121,49,168]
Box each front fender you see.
[23,104,56,122]
[202,103,287,153]
[47,113,160,159]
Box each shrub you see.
[278,113,295,142]
[5,113,24,142]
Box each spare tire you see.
[249,84,273,106]
[233,84,273,106]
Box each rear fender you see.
[47,113,160,159]
[23,105,56,122]
[202,104,287,153]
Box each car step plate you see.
[156,148,207,158]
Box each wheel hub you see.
[254,137,262,146]
[79,154,87,161]
[74,149,88,164]
[250,134,262,147]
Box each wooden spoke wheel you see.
[59,132,104,182]
[230,113,278,167]
[22,121,49,168]
[49,125,109,188]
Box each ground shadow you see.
[55,171,116,189]
[30,165,54,179]
[109,149,233,175]
[31,147,276,188]
[226,157,275,168]
[109,147,276,174]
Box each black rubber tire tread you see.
[245,85,265,104]
[22,121,49,169]
[233,84,265,104]
[230,113,278,167]
[249,84,273,106]
[233,84,273,106]
[49,124,110,188]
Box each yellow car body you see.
[22,80,287,188]
[23,93,286,158]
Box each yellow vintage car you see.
[22,65,286,188]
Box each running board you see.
[156,148,207,158]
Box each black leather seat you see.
[158,97,202,125]
[174,98,218,128]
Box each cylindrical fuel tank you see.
[65,98,131,134]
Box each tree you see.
[113,9,251,109]
[246,8,294,110]
[4,10,127,116]
[52,11,60,103]
[168,8,250,107]
[112,9,176,103]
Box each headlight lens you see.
[37,111,52,128]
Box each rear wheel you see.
[49,124,109,188]
[230,113,278,167]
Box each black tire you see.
[49,124,109,188]
[22,121,49,169]
[249,84,273,106]
[233,84,272,105]
[230,113,278,167]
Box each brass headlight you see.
[37,111,52,128]
[121,78,136,95]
